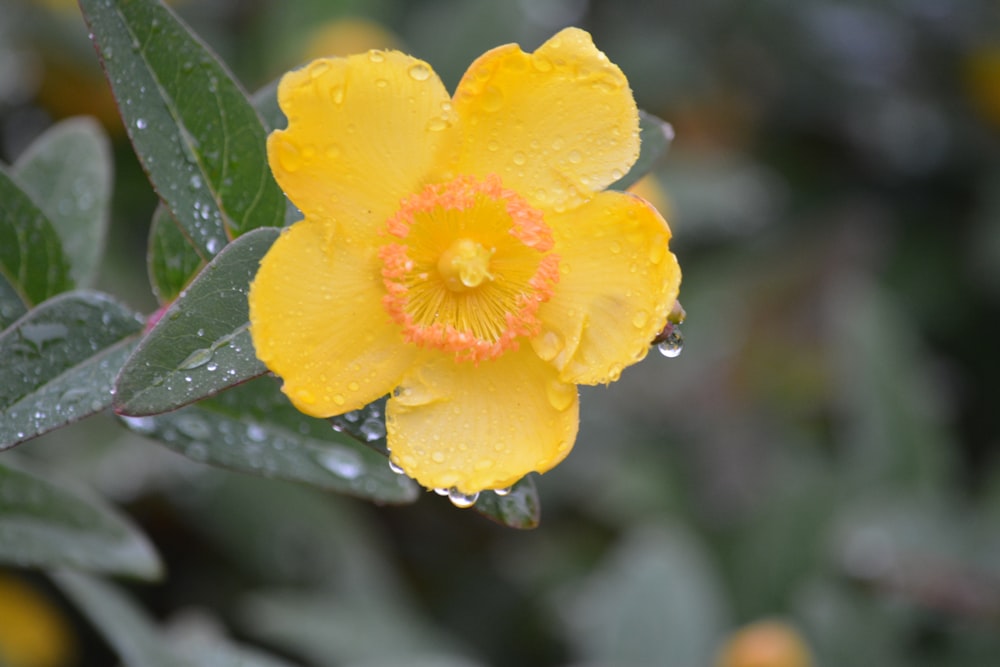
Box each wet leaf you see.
[79,0,285,258]
[0,274,28,330]
[0,460,161,579]
[0,291,144,451]
[251,78,284,133]
[115,227,278,416]
[609,110,675,192]
[562,524,729,666]
[0,165,73,307]
[14,117,112,287]
[147,205,206,305]
[54,571,295,667]
[120,376,419,505]
[473,476,541,529]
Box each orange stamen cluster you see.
[379,174,559,362]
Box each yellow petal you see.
[452,27,639,213]
[386,347,579,494]
[248,220,417,417]
[533,191,681,385]
[268,51,457,242]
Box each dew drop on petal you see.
[494,486,512,496]
[408,63,431,81]
[533,330,563,362]
[448,488,479,508]
[481,85,503,112]
[433,487,450,496]
[545,379,576,412]
[388,459,406,475]
[657,328,684,358]
[632,310,649,328]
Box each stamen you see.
[379,175,559,362]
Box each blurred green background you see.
[3,0,1000,665]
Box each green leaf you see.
[0,273,28,330]
[79,0,285,258]
[0,460,161,578]
[251,78,284,133]
[0,291,144,451]
[14,117,112,287]
[473,476,541,529]
[147,205,207,305]
[120,376,419,504]
[115,227,277,416]
[609,110,674,192]
[562,524,729,666]
[0,165,73,306]
[54,571,295,667]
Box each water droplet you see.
[246,423,266,442]
[368,50,385,63]
[494,487,512,496]
[189,174,202,189]
[533,330,563,362]
[205,362,218,372]
[545,379,576,411]
[657,328,684,358]
[408,63,431,81]
[481,85,503,112]
[426,117,450,132]
[531,54,553,72]
[308,60,330,79]
[388,459,406,475]
[567,150,582,164]
[333,394,345,406]
[649,243,666,264]
[276,139,302,172]
[632,310,649,328]
[122,416,156,434]
[431,451,446,463]
[360,417,386,441]
[433,487,450,496]
[178,347,213,370]
[609,240,622,254]
[512,151,526,165]
[448,488,479,508]
[375,78,388,88]
[348,381,360,392]
[176,415,211,439]
[135,118,147,130]
[317,447,365,479]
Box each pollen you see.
[379,174,559,362]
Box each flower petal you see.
[248,220,417,417]
[452,27,639,213]
[386,348,579,494]
[268,51,458,241]
[532,191,681,385]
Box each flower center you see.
[379,174,559,362]
[437,238,494,292]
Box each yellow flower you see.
[249,28,681,496]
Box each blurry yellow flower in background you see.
[0,574,74,667]
[714,619,814,667]
[965,45,1000,128]
[249,28,681,497]
[302,18,400,61]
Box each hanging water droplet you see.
[359,417,386,441]
[657,327,684,358]
[448,488,479,508]
[433,487,450,496]
[494,487,512,497]
[388,459,406,475]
